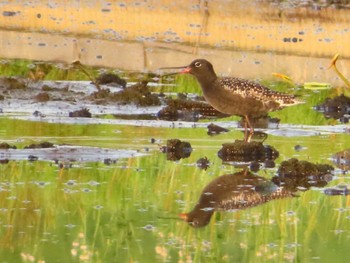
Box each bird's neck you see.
[195,73,217,91]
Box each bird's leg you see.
[243,116,248,142]
[244,116,254,143]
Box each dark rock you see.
[69,108,92,118]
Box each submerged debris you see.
[24,142,54,149]
[207,123,229,136]
[272,158,334,191]
[217,140,279,162]
[69,108,92,118]
[315,95,350,123]
[162,139,192,161]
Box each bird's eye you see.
[194,62,201,67]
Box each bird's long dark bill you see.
[159,65,191,74]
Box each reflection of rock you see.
[272,158,334,191]
[162,139,192,161]
[324,185,350,196]
[218,140,279,162]
[157,106,199,122]
[207,123,229,136]
[315,95,350,123]
[196,156,210,170]
[332,149,350,170]
[180,170,295,227]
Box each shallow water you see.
[1,90,350,262]
[0,1,350,262]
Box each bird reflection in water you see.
[179,170,296,228]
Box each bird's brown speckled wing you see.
[218,77,302,106]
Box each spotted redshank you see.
[162,59,303,142]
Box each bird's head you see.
[181,59,216,80]
[160,59,217,83]
[178,210,212,228]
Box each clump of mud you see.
[0,77,26,90]
[34,92,50,102]
[95,73,127,87]
[24,141,54,149]
[69,108,92,118]
[218,140,279,162]
[315,95,350,123]
[90,81,161,106]
[0,142,16,149]
[161,139,192,161]
[272,158,334,191]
